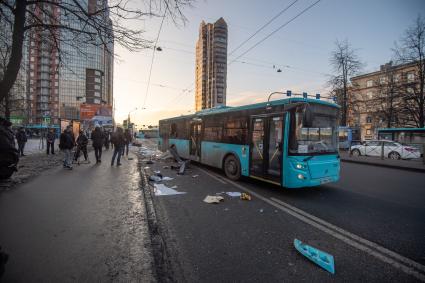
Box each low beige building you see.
[348,61,420,140]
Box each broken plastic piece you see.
[203,195,224,204]
[154,183,186,196]
[226,192,241,197]
[240,193,252,201]
[293,239,335,274]
[149,175,162,182]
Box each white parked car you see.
[350,140,421,160]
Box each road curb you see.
[341,158,425,173]
[137,154,178,282]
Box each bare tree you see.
[0,0,193,106]
[393,15,425,128]
[328,39,363,126]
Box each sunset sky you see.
[113,0,424,127]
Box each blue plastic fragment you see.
[294,239,335,274]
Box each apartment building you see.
[348,61,419,140]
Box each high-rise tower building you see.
[195,18,228,111]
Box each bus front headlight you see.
[297,174,305,180]
[296,163,303,169]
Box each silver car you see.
[350,140,421,160]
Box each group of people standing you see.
[59,126,133,170]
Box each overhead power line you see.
[228,0,299,57]
[229,0,322,65]
[142,9,167,109]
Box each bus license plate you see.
[320,177,332,184]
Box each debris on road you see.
[226,192,241,197]
[203,195,224,204]
[259,209,264,213]
[240,193,252,201]
[162,176,174,181]
[294,239,335,274]
[146,160,154,165]
[149,175,162,182]
[192,174,199,178]
[163,166,170,169]
[154,183,186,196]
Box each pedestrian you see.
[111,127,125,166]
[15,127,27,156]
[109,131,114,149]
[91,126,104,163]
[124,128,132,157]
[104,130,110,150]
[74,130,89,163]
[0,117,19,179]
[59,125,75,169]
[46,128,56,155]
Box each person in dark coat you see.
[0,117,19,179]
[74,130,89,163]
[124,129,132,156]
[104,130,110,150]
[15,127,27,156]
[91,127,104,163]
[59,125,75,169]
[46,128,56,155]
[111,127,125,166]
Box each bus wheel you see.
[224,155,241,181]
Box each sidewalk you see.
[0,148,155,281]
[340,151,425,173]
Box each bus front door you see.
[190,122,202,161]
[250,115,284,184]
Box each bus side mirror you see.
[303,106,313,127]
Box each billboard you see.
[80,104,112,120]
[80,104,113,129]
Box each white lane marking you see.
[271,197,425,274]
[199,168,228,184]
[201,168,425,282]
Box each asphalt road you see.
[145,153,425,282]
[0,149,155,282]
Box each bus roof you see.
[160,97,338,122]
[377,128,425,132]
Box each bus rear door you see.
[189,120,202,161]
[250,114,285,185]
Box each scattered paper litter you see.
[162,176,174,181]
[143,166,150,169]
[154,183,186,196]
[203,195,224,204]
[154,170,161,174]
[226,192,241,197]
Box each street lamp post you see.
[127,107,146,129]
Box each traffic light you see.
[303,92,308,99]
[286,90,292,97]
[316,93,320,99]
[123,119,128,128]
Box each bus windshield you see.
[289,105,338,155]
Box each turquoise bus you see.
[158,97,340,188]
